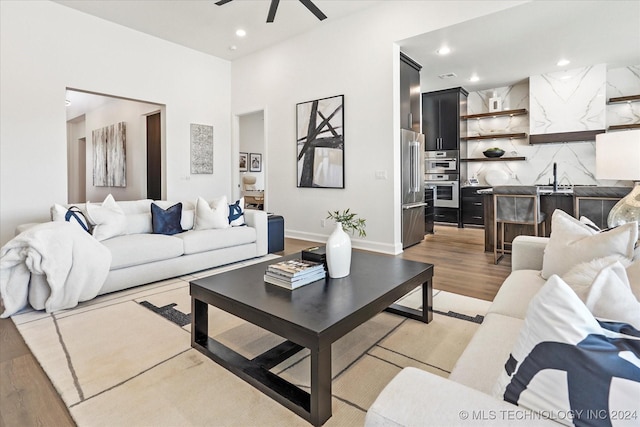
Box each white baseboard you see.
[285,230,402,255]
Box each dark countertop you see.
[476,186,574,196]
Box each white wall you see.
[231,0,526,254]
[0,0,231,245]
[239,111,265,191]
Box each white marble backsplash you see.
[462,65,637,188]
[607,65,640,128]
[529,64,606,134]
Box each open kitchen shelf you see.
[461,132,527,141]
[461,108,528,120]
[529,129,605,144]
[461,156,526,162]
[608,123,640,131]
[608,95,640,104]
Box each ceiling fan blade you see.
[214,0,233,5]
[267,0,280,23]
[298,0,327,21]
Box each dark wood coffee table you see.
[190,251,433,426]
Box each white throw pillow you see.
[493,275,640,426]
[584,261,640,328]
[542,210,637,279]
[561,256,631,301]
[86,194,127,241]
[193,196,230,230]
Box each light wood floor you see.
[0,225,511,426]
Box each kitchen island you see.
[478,186,629,252]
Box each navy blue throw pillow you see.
[151,202,183,235]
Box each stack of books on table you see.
[264,259,326,290]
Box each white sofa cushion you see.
[101,234,184,269]
[492,275,640,427]
[366,367,554,427]
[193,196,229,230]
[488,270,546,319]
[449,313,524,395]
[541,210,637,279]
[117,199,153,234]
[86,194,127,241]
[175,227,256,255]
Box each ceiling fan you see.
[215,0,327,23]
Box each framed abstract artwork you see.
[190,123,213,174]
[250,153,262,172]
[296,94,344,188]
[93,121,126,187]
[239,152,248,172]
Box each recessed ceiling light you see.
[436,46,451,55]
[438,72,457,79]
[469,75,479,82]
[229,45,237,51]
[557,59,570,67]
[235,29,246,37]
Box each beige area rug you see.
[12,255,491,427]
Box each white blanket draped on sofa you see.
[0,222,111,318]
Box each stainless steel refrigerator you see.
[401,129,426,248]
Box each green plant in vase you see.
[326,209,367,237]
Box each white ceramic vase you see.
[326,222,352,278]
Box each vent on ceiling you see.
[438,72,457,79]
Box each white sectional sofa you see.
[366,223,640,427]
[24,198,268,310]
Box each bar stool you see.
[573,186,632,229]
[493,186,546,264]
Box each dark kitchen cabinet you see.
[425,186,435,234]
[400,53,422,132]
[434,207,459,224]
[461,186,489,226]
[422,87,468,151]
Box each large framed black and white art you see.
[93,121,126,187]
[296,94,344,188]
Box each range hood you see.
[529,64,606,144]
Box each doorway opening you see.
[235,110,266,210]
[65,88,165,203]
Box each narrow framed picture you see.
[250,153,262,172]
[239,152,248,172]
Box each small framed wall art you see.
[250,153,262,172]
[239,152,248,172]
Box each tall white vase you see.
[326,222,352,278]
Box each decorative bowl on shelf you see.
[483,148,505,158]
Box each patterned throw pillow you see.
[151,202,183,235]
[52,204,91,233]
[493,275,640,426]
[228,197,245,226]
